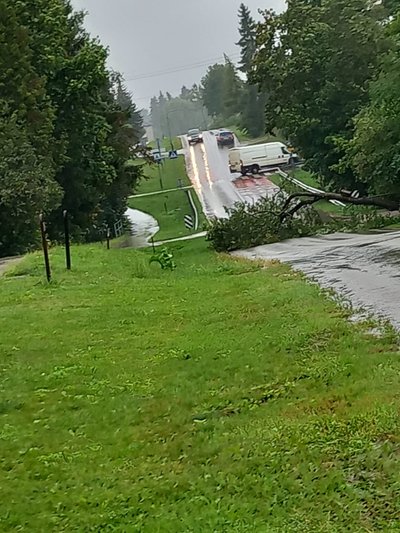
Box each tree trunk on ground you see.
[280,192,399,221]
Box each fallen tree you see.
[279,192,399,221]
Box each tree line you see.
[150,86,209,140]
[252,0,400,198]
[0,0,144,257]
[150,4,265,140]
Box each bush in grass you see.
[206,193,322,252]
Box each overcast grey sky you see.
[71,0,285,109]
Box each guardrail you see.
[276,168,346,208]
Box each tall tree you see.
[237,4,265,137]
[202,60,243,121]
[237,3,257,73]
[16,0,143,238]
[253,0,386,189]
[344,14,400,198]
[240,86,265,137]
[201,63,227,117]
[222,57,243,120]
[0,0,61,255]
[114,74,144,142]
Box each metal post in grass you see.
[39,213,51,282]
[157,162,164,190]
[106,226,111,250]
[63,210,71,270]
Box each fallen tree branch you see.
[280,191,399,221]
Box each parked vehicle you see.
[216,130,235,148]
[187,128,203,145]
[228,142,295,175]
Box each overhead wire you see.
[125,51,241,81]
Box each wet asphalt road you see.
[182,132,279,218]
[183,131,400,327]
[237,231,400,328]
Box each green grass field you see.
[148,136,183,151]
[1,240,400,531]
[130,157,205,241]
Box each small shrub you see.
[206,193,400,252]
[206,193,322,252]
[149,247,176,270]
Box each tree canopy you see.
[0,0,144,256]
[253,0,386,189]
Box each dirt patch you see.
[0,256,23,276]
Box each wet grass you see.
[129,157,205,241]
[148,136,183,151]
[1,239,400,531]
[137,157,190,194]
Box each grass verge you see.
[1,240,400,531]
[148,136,183,151]
[129,157,205,241]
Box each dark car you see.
[187,129,203,145]
[216,130,235,147]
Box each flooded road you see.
[182,132,279,218]
[125,208,159,247]
[183,132,400,327]
[236,231,400,328]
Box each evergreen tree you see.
[237,3,257,74]
[16,0,143,238]
[114,74,144,142]
[0,0,61,255]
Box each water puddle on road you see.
[236,230,400,328]
[125,208,159,247]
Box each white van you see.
[228,142,293,175]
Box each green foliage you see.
[0,0,144,255]
[0,115,61,255]
[237,3,257,74]
[253,0,386,190]
[201,59,243,121]
[240,84,265,138]
[114,73,144,141]
[206,192,400,252]
[206,194,321,252]
[0,0,61,255]
[149,247,176,270]
[343,14,400,199]
[150,88,208,139]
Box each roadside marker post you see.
[63,210,71,270]
[184,215,194,230]
[39,214,51,282]
[106,227,111,250]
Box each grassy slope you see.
[129,157,205,241]
[148,136,183,151]
[1,241,400,531]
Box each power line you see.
[125,52,241,82]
